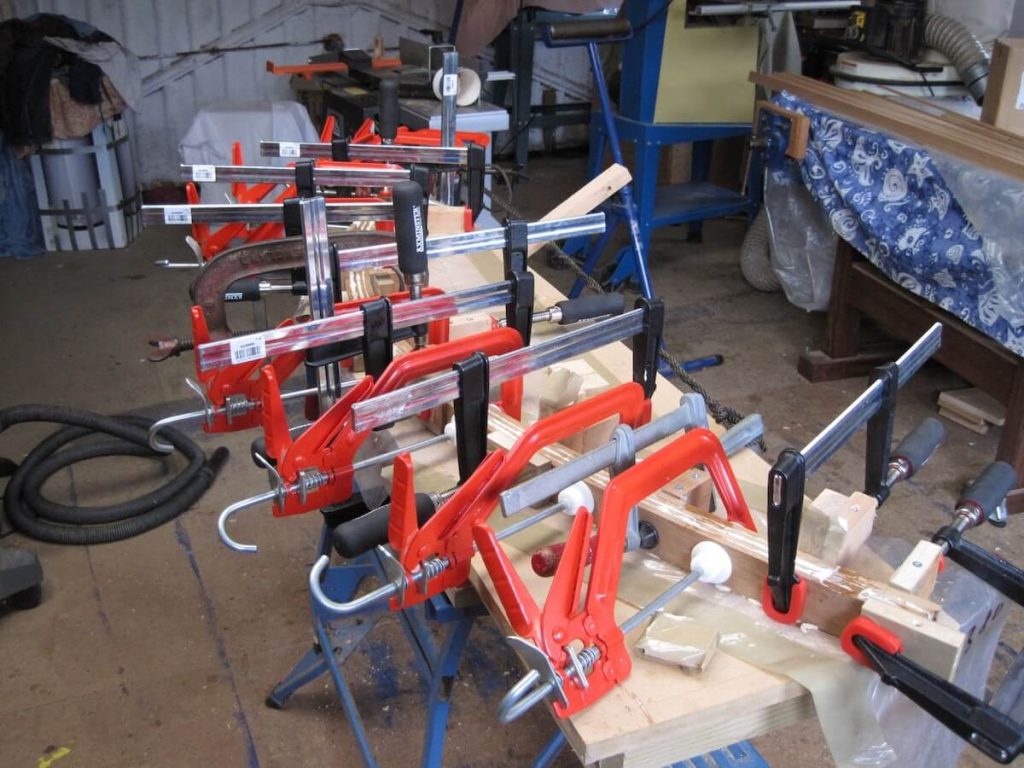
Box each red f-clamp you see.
[475,427,754,719]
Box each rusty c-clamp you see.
[475,426,754,720]
[307,383,651,617]
[217,327,525,552]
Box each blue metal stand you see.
[267,526,480,768]
[552,1,761,298]
[533,731,770,768]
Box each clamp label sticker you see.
[112,119,128,140]
[443,73,458,97]
[192,164,217,182]
[163,206,192,225]
[279,142,301,158]
[229,333,267,365]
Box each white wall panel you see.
[12,0,593,185]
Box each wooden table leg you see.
[999,364,1024,514]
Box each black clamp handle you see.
[331,138,349,162]
[360,298,394,380]
[764,448,807,618]
[889,417,945,481]
[333,493,439,559]
[631,297,663,400]
[557,292,625,324]
[503,219,529,275]
[294,159,316,198]
[851,631,1024,764]
[453,352,489,483]
[282,198,303,237]
[392,181,428,278]
[865,363,898,503]
[377,76,399,143]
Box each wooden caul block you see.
[938,388,1006,427]
[890,540,943,599]
[939,407,990,435]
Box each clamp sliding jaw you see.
[479,420,753,719]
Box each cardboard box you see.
[981,38,1024,137]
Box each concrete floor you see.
[0,154,1020,768]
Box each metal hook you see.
[217,488,280,553]
[147,378,215,453]
[307,552,402,617]
[497,637,568,723]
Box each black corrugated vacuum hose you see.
[1,405,228,545]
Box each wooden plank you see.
[756,100,809,160]
[938,388,1006,427]
[862,597,963,679]
[487,409,945,639]
[939,408,990,435]
[889,540,943,599]
[750,72,1024,182]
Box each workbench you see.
[416,232,815,767]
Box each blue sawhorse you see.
[267,526,480,768]
[533,731,769,768]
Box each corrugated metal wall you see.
[10,0,591,185]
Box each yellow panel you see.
[653,7,759,125]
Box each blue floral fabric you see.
[773,91,1024,357]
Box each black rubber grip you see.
[555,292,625,324]
[891,417,945,477]
[545,18,631,41]
[333,492,438,559]
[378,77,399,142]
[959,461,1019,517]
[224,277,263,302]
[392,181,428,276]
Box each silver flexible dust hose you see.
[924,14,990,104]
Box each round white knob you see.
[690,541,732,585]
[557,481,595,516]
[443,418,458,442]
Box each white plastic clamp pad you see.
[691,541,732,585]
[557,481,595,516]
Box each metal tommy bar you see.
[799,323,942,476]
[691,1,860,14]
[179,163,410,188]
[142,202,392,226]
[350,309,645,432]
[259,140,468,166]
[197,280,512,371]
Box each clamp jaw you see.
[840,461,1023,764]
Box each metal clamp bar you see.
[180,163,409,188]
[259,140,468,166]
[800,323,941,475]
[499,395,706,518]
[142,202,393,225]
[196,280,512,371]
[350,309,645,432]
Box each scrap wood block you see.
[448,312,496,341]
[538,367,584,420]
[862,597,963,680]
[938,388,1005,426]
[939,407,990,435]
[889,540,943,599]
[796,489,877,566]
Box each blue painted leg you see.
[420,614,475,767]
[585,42,655,300]
[533,731,567,768]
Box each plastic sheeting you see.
[0,133,44,258]
[178,101,317,201]
[767,92,1024,356]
